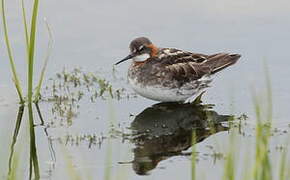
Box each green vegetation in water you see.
[251,63,273,180]
[3,67,290,180]
[211,64,290,180]
[51,133,106,148]
[40,68,134,126]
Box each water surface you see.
[1,0,290,179]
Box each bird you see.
[115,37,241,102]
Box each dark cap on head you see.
[130,37,152,52]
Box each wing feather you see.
[141,48,240,88]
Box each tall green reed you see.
[223,62,275,180]
[27,0,39,104]
[1,0,48,104]
[191,62,285,180]
[1,0,24,103]
[252,62,272,180]
[1,0,46,179]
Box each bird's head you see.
[115,37,158,65]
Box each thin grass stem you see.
[191,131,196,180]
[8,105,25,179]
[34,20,53,102]
[21,0,29,57]
[1,0,24,103]
[27,0,39,103]
[28,102,40,179]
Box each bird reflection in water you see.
[130,99,233,175]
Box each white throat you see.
[133,53,150,62]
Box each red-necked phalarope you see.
[115,37,241,102]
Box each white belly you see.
[128,77,198,102]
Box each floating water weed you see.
[40,68,134,126]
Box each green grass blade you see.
[26,0,40,177]
[7,149,20,180]
[28,102,40,179]
[21,0,30,58]
[34,19,53,102]
[252,76,273,180]
[1,0,24,103]
[27,0,40,103]
[191,131,196,180]
[8,105,25,179]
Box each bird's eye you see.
[138,46,145,51]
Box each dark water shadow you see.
[130,101,232,175]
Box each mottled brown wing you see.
[142,49,240,87]
[156,49,211,81]
[157,50,241,84]
[158,48,208,65]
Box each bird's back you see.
[136,48,240,87]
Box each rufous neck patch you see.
[147,44,158,57]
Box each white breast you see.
[133,53,150,62]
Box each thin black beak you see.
[115,54,135,65]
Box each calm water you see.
[1,0,290,179]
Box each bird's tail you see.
[202,53,241,74]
